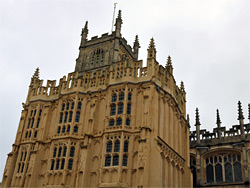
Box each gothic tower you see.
[1,11,191,187]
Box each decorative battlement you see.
[190,103,250,147]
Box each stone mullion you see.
[118,133,124,182]
[222,155,225,182]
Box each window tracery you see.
[205,152,242,184]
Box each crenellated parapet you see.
[190,102,250,147]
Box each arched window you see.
[205,153,242,184]
[69,111,73,122]
[118,103,124,114]
[70,146,75,157]
[75,111,80,122]
[119,92,124,101]
[114,140,120,152]
[36,118,40,128]
[59,113,63,124]
[112,93,117,102]
[61,103,65,111]
[110,104,116,116]
[62,126,66,133]
[71,102,74,110]
[128,93,132,101]
[64,112,68,123]
[66,103,70,110]
[39,109,42,116]
[127,103,131,114]
[58,147,62,157]
[56,159,60,170]
[63,147,67,157]
[77,102,82,110]
[61,158,65,170]
[67,125,70,133]
[31,118,34,128]
[34,110,37,116]
[53,148,57,158]
[116,118,122,126]
[109,119,115,127]
[126,118,130,126]
[105,155,111,166]
[50,160,55,170]
[122,154,128,166]
[68,159,73,170]
[113,155,119,166]
[106,141,112,153]
[57,126,61,134]
[73,125,78,133]
[124,141,129,152]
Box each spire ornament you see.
[237,101,244,120]
[80,21,88,47]
[147,38,156,58]
[133,35,140,60]
[32,67,40,79]
[216,109,222,128]
[195,108,201,126]
[180,81,185,92]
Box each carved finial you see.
[180,81,185,92]
[117,10,122,21]
[134,35,140,48]
[133,35,140,60]
[147,38,157,58]
[216,109,222,128]
[115,10,123,37]
[195,108,201,126]
[237,101,244,120]
[32,67,39,79]
[149,38,155,49]
[82,21,88,35]
[166,56,173,74]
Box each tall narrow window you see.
[128,93,132,101]
[69,111,73,122]
[77,102,82,110]
[109,119,115,127]
[225,163,233,182]
[59,113,63,124]
[36,118,40,128]
[112,94,117,102]
[57,126,61,134]
[75,111,80,122]
[62,104,65,111]
[64,112,68,123]
[70,147,75,157]
[118,103,124,114]
[67,125,70,133]
[206,164,214,183]
[110,104,116,116]
[106,141,112,153]
[73,125,78,133]
[119,92,124,101]
[66,103,70,110]
[68,159,73,170]
[53,148,57,158]
[124,141,129,152]
[63,147,67,157]
[62,126,66,133]
[27,119,31,128]
[116,118,122,126]
[58,147,62,157]
[71,102,74,110]
[122,154,128,166]
[50,160,55,170]
[34,131,37,138]
[61,159,65,170]
[39,109,42,116]
[114,140,120,152]
[127,103,131,114]
[31,118,34,128]
[113,155,119,166]
[105,155,111,166]
[126,118,130,126]
[56,159,60,170]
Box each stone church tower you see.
[1,11,192,187]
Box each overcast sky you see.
[0,0,249,178]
